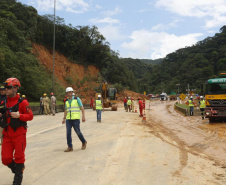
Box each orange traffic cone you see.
[142,111,146,122]
[135,107,137,113]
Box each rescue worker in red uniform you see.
[0,78,33,185]
[90,97,94,108]
[138,97,143,117]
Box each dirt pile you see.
[32,43,100,104]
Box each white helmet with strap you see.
[66,87,73,92]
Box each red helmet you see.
[50,93,54,96]
[4,78,21,87]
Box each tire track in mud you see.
[137,102,226,178]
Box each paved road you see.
[0,101,226,185]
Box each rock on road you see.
[0,101,226,185]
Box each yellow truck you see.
[205,73,226,122]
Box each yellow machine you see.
[205,73,226,122]
[94,82,118,111]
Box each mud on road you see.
[0,100,226,185]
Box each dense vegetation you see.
[0,0,226,100]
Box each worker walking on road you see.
[43,93,50,115]
[138,97,143,117]
[95,95,104,123]
[188,96,194,116]
[127,97,132,112]
[62,87,87,152]
[0,78,33,185]
[50,93,56,116]
[0,85,6,145]
[199,96,206,120]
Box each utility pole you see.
[52,0,56,92]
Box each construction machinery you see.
[93,82,118,111]
[205,73,226,122]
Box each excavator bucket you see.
[111,105,118,111]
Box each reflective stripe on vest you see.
[200,100,206,108]
[65,99,80,119]
[127,100,131,105]
[96,100,102,110]
[188,100,194,107]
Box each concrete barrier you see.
[174,103,202,117]
[174,102,188,116]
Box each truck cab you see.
[205,73,226,122]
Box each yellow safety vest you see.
[96,100,102,110]
[200,100,206,108]
[127,99,132,105]
[65,99,80,119]
[188,100,194,107]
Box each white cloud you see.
[103,7,122,16]
[89,17,120,24]
[98,25,125,41]
[95,5,103,10]
[121,29,202,59]
[155,0,226,28]
[35,0,89,13]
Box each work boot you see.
[8,160,16,174]
[81,141,87,150]
[13,163,24,185]
[64,147,73,152]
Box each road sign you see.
[179,93,186,100]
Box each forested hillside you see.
[0,0,226,100]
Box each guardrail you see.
[30,104,92,115]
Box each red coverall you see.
[1,94,33,166]
[139,100,143,117]
[90,98,94,108]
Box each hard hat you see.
[0,85,5,90]
[128,97,130,99]
[200,96,203,99]
[50,93,53,96]
[4,78,21,87]
[190,96,193,99]
[43,93,47,96]
[22,95,26,98]
[66,87,73,92]
[98,94,101,98]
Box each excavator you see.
[93,82,118,111]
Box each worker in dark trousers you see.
[0,78,33,185]
[199,96,206,119]
[188,96,194,116]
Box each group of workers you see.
[123,97,146,117]
[0,76,209,185]
[39,93,57,116]
[187,95,206,119]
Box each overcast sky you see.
[19,0,226,59]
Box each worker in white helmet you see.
[95,94,104,123]
[62,87,87,152]
[199,96,206,120]
[187,96,194,116]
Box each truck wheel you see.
[209,117,215,123]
